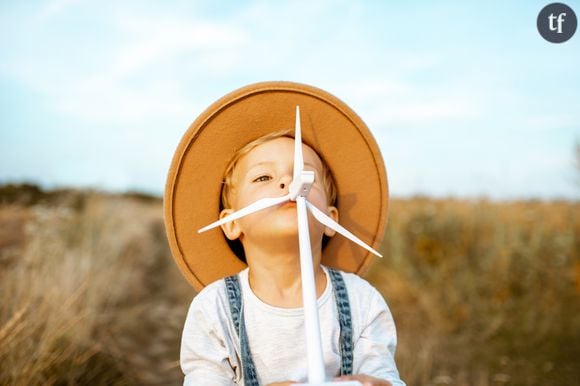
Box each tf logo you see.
[537,3,577,43]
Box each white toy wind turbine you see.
[198,106,382,386]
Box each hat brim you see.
[164,81,389,291]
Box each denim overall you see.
[224,268,354,386]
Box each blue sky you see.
[0,0,578,200]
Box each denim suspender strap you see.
[225,269,353,383]
[328,268,354,376]
[224,275,260,386]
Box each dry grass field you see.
[0,184,578,385]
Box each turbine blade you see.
[198,194,291,233]
[306,201,383,258]
[293,106,304,183]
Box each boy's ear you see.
[219,209,242,240]
[323,206,339,237]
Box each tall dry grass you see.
[0,187,578,385]
[0,192,193,385]
[367,197,579,386]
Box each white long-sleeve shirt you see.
[181,265,405,385]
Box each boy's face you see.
[219,137,338,248]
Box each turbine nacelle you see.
[289,170,315,200]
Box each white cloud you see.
[336,78,484,128]
[111,13,249,78]
[521,113,579,132]
[33,0,80,22]
[3,8,251,126]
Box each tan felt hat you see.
[164,81,389,291]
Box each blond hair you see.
[220,129,337,210]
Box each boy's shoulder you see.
[187,272,233,320]
[189,267,251,309]
[194,275,227,299]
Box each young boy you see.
[164,82,405,386]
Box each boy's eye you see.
[253,175,271,183]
